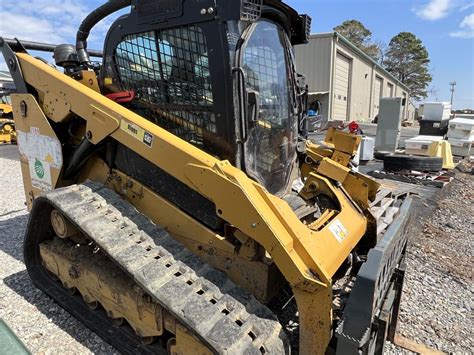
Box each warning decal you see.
[329,219,348,243]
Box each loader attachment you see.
[336,198,412,354]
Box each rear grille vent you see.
[302,15,312,41]
[240,0,263,21]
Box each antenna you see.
[449,81,456,106]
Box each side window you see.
[242,22,294,127]
[114,26,216,147]
[240,20,297,196]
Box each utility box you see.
[448,137,473,157]
[419,102,451,121]
[418,102,452,136]
[359,136,375,161]
[447,118,474,156]
[448,117,474,140]
[419,119,450,136]
[375,98,403,152]
[405,135,444,156]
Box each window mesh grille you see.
[241,0,263,21]
[114,25,215,147]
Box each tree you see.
[375,41,388,64]
[333,20,380,60]
[383,32,432,101]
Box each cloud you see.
[459,3,474,12]
[415,0,453,20]
[0,14,68,44]
[0,0,88,42]
[0,0,128,70]
[413,0,474,39]
[450,13,474,38]
[0,0,86,69]
[0,0,122,47]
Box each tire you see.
[374,151,392,160]
[383,154,443,172]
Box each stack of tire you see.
[374,151,443,172]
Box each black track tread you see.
[43,181,289,354]
[383,154,443,172]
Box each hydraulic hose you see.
[63,138,100,179]
[76,0,131,64]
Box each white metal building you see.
[295,32,413,123]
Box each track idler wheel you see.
[51,209,79,239]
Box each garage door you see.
[387,82,394,97]
[333,53,350,120]
[373,76,383,117]
[402,92,407,120]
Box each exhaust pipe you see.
[76,0,131,64]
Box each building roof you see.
[309,32,410,93]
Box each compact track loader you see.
[0,116,16,144]
[0,99,16,144]
[1,0,412,353]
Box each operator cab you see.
[100,0,311,196]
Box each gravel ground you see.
[386,160,474,354]
[0,146,116,354]
[0,145,472,354]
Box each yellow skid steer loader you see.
[1,0,411,353]
[0,103,16,144]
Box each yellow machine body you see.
[1,3,409,351]
[10,54,378,353]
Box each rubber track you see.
[43,181,289,354]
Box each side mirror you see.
[247,90,260,122]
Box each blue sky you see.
[0,0,473,109]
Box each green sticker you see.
[34,159,45,179]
